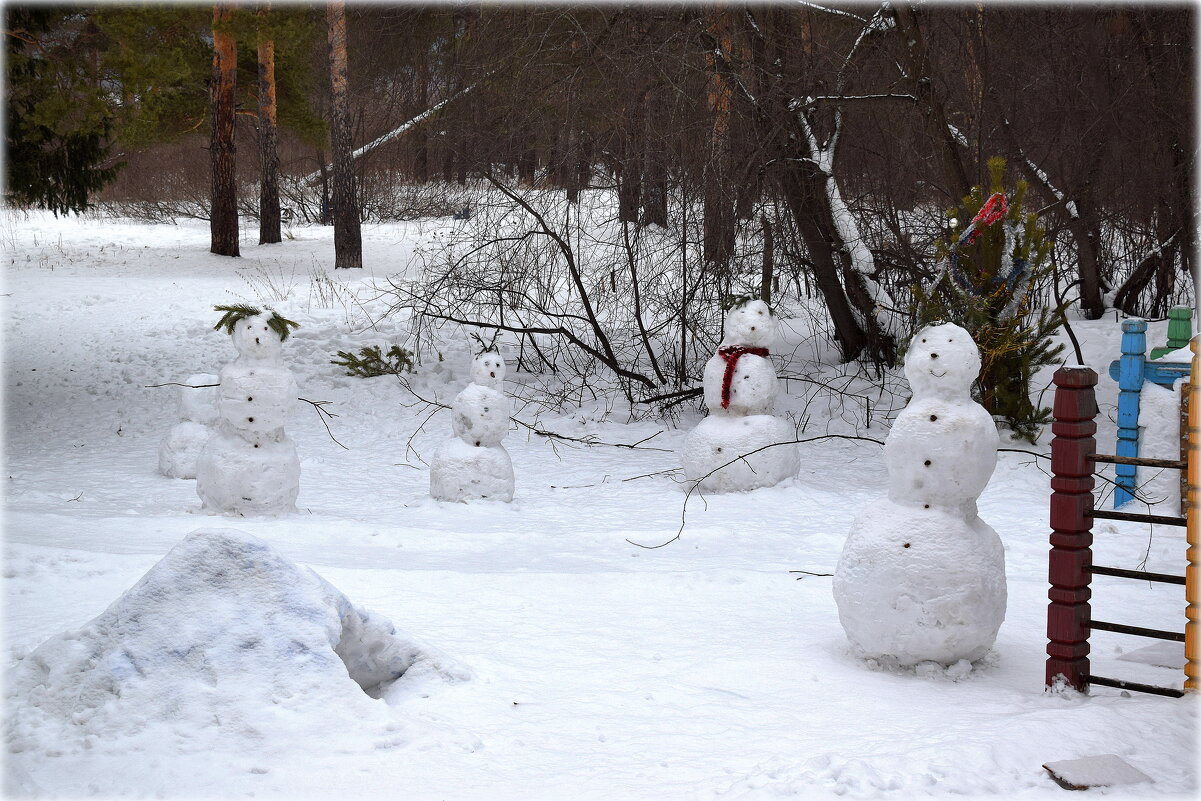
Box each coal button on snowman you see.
[196,305,301,515]
[833,322,1006,670]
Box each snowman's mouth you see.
[931,369,947,378]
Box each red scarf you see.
[717,346,769,409]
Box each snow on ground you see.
[2,210,1196,799]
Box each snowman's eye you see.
[921,339,926,343]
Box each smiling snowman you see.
[430,351,514,502]
[195,306,301,515]
[832,322,1006,670]
[681,299,798,492]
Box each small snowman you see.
[430,351,514,502]
[158,373,219,479]
[681,299,798,492]
[195,305,301,515]
[833,322,1006,669]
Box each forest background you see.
[5,3,1196,432]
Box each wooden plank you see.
[1113,320,1146,507]
[1089,453,1185,469]
[1089,509,1187,527]
[1089,619,1185,642]
[1085,675,1185,698]
[1089,565,1186,585]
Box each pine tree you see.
[4,9,121,214]
[916,157,1066,442]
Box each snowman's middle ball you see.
[451,383,510,447]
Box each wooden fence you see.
[1046,337,1198,696]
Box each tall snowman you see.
[681,299,798,492]
[196,305,301,515]
[833,322,1006,668]
[430,351,515,502]
[158,372,219,479]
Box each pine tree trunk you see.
[414,53,429,182]
[703,6,735,269]
[641,86,668,227]
[617,89,644,224]
[891,2,972,201]
[326,1,362,269]
[257,5,281,245]
[210,3,239,257]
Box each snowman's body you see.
[195,314,300,515]
[683,300,798,491]
[833,323,1006,667]
[430,353,514,502]
[158,373,219,479]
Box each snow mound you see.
[6,528,467,757]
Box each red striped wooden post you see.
[1047,366,1098,692]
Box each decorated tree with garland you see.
[915,157,1066,442]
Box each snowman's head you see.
[232,314,284,360]
[721,300,775,348]
[905,322,980,397]
[471,351,506,388]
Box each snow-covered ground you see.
[2,210,1195,799]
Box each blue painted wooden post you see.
[1114,319,1147,507]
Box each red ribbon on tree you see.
[716,345,769,409]
[965,192,1008,244]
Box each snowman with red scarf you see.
[681,299,798,492]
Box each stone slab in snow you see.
[1043,754,1153,790]
[1116,641,1187,670]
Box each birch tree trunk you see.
[326,0,362,269]
[209,3,239,257]
[257,4,281,245]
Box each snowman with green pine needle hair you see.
[196,305,302,515]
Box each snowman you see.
[158,373,219,479]
[681,299,798,492]
[430,351,514,502]
[833,322,1006,669]
[195,306,301,515]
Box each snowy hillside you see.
[3,210,1195,799]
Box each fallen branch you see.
[627,433,886,549]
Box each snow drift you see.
[6,528,467,759]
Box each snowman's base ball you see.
[833,498,1006,666]
[681,414,798,492]
[430,438,514,503]
[158,421,213,479]
[195,430,300,515]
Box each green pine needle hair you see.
[213,304,300,341]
